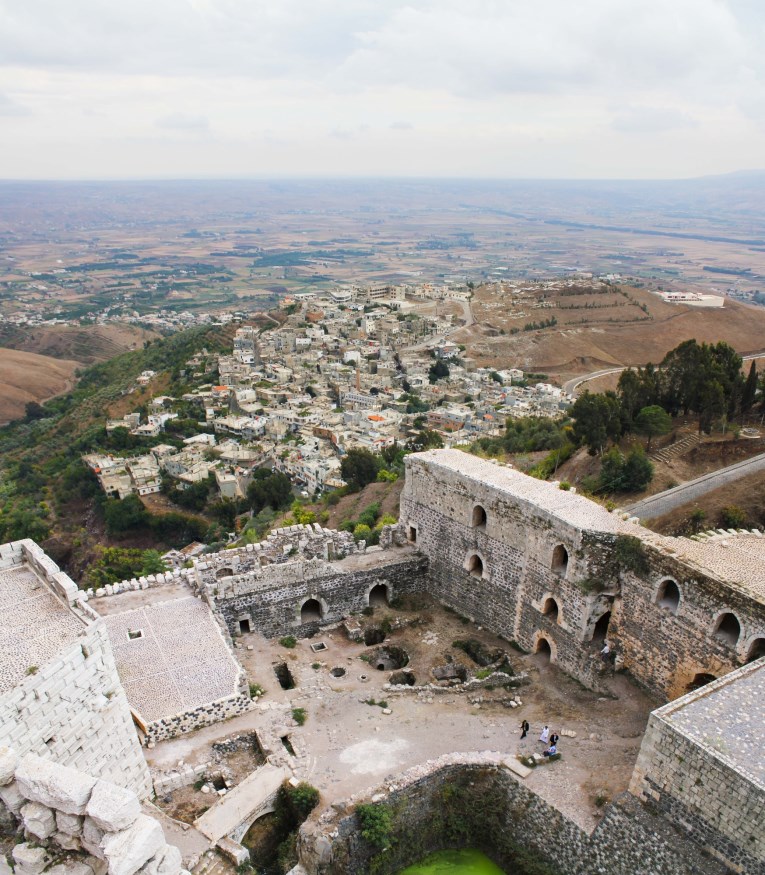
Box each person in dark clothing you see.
[520,720,529,739]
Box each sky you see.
[1,0,764,180]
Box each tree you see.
[405,430,444,452]
[104,494,148,535]
[340,449,381,491]
[24,401,47,421]
[634,405,672,450]
[428,360,450,383]
[247,469,293,514]
[571,392,622,455]
[698,380,725,434]
[621,447,654,491]
[741,361,758,414]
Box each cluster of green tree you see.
[84,546,167,589]
[472,416,569,457]
[103,493,209,547]
[571,340,755,456]
[595,446,654,493]
[339,440,442,494]
[523,316,557,331]
[428,359,450,383]
[339,501,397,545]
[162,474,214,512]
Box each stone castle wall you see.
[212,551,428,639]
[400,452,765,700]
[296,754,729,875]
[142,690,252,746]
[0,622,152,800]
[0,749,186,875]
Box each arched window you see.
[542,597,559,622]
[713,613,741,646]
[472,505,487,529]
[467,554,484,579]
[656,579,680,614]
[746,638,765,663]
[301,598,323,624]
[216,567,234,580]
[551,545,568,575]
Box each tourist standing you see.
[539,725,550,745]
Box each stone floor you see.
[102,595,241,723]
[0,563,84,694]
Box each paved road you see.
[563,351,765,397]
[624,451,765,520]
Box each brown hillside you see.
[458,286,765,381]
[0,324,157,365]
[0,348,78,424]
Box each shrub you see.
[720,505,748,528]
[291,707,306,726]
[248,683,264,698]
[356,803,393,848]
[280,636,297,649]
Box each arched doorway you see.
[300,599,323,623]
[746,638,765,663]
[216,567,234,579]
[592,611,611,643]
[369,583,389,607]
[535,638,552,664]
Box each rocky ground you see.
[146,596,658,837]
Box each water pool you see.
[397,849,506,875]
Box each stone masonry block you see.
[21,801,57,840]
[101,814,165,875]
[0,746,19,785]
[139,844,183,875]
[12,843,52,875]
[54,831,83,851]
[56,810,84,835]
[46,863,96,875]
[16,754,97,815]
[0,779,25,813]
[87,780,141,832]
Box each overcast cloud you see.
[0,0,763,178]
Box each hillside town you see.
[82,284,572,504]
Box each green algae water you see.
[398,849,506,875]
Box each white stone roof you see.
[0,563,85,695]
[666,534,765,603]
[658,658,765,790]
[412,449,632,535]
[103,596,241,723]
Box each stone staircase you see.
[191,849,236,875]
[650,433,700,463]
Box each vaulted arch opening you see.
[746,638,765,663]
[216,567,234,580]
[687,673,716,693]
[713,613,741,647]
[551,545,568,575]
[368,583,389,607]
[466,554,484,579]
[656,579,680,614]
[301,598,323,624]
[592,611,611,643]
[471,505,487,529]
[535,637,552,664]
[542,597,559,622]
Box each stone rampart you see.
[142,691,252,746]
[296,753,728,875]
[211,551,428,639]
[0,749,187,875]
[400,451,765,700]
